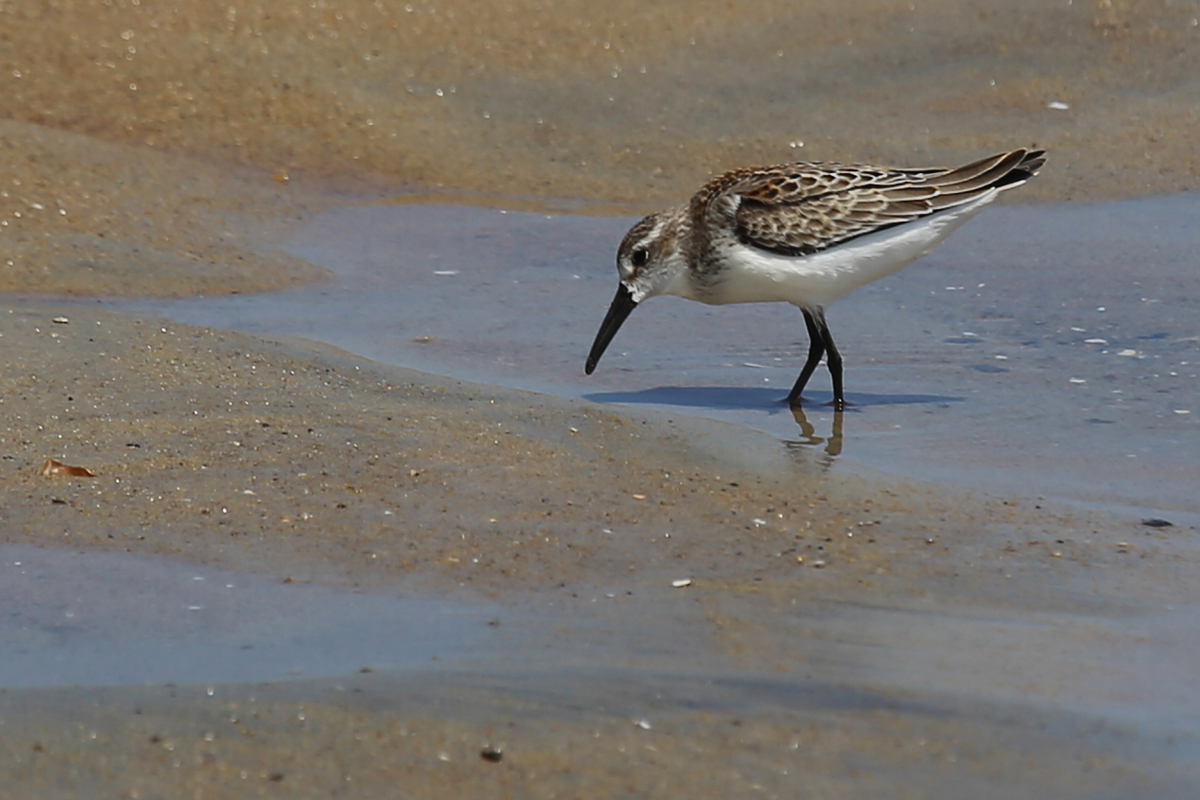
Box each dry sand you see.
[2,0,1200,796]
[3,0,1200,296]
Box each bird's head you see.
[585,211,690,375]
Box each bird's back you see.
[693,148,1044,258]
[683,149,1045,308]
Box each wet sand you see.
[3,0,1200,796]
[5,671,1195,800]
[3,305,1199,797]
[0,303,1129,604]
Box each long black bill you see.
[585,284,638,374]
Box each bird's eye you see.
[631,248,649,268]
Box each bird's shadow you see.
[583,385,963,412]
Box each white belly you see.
[696,189,999,309]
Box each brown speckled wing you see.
[694,149,1044,257]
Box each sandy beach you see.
[2,1,1200,797]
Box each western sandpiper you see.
[585,148,1045,410]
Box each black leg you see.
[787,309,825,405]
[810,308,846,410]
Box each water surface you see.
[122,193,1200,520]
[0,545,509,688]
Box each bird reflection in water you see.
[785,406,843,464]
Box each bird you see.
[584,148,1045,410]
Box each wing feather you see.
[693,148,1044,256]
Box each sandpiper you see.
[585,148,1045,410]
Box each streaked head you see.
[585,211,687,375]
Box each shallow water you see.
[123,192,1200,521]
[5,544,1198,750]
[0,545,513,688]
[6,1,1200,793]
[68,194,1198,788]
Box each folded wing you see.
[698,148,1045,257]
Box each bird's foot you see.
[786,395,850,410]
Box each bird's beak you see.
[585,283,638,374]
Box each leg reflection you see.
[787,406,844,458]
